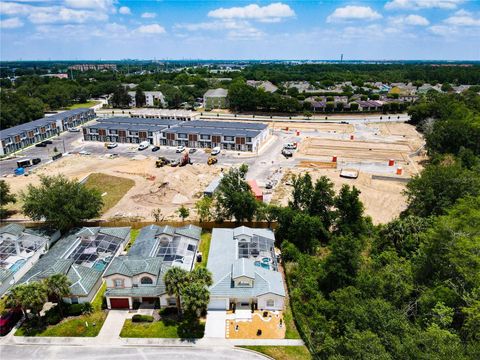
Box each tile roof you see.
[204,88,228,98]
[104,257,163,277]
[0,223,25,237]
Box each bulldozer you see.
[207,156,218,165]
[155,156,170,168]
[179,152,192,167]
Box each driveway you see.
[204,310,227,338]
[96,310,129,341]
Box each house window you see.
[140,277,153,285]
[71,297,79,304]
[266,299,275,307]
[114,279,124,288]
[168,297,176,306]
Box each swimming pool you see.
[92,259,108,271]
[262,257,270,263]
[254,261,270,270]
[9,259,26,274]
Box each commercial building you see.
[0,224,61,297]
[203,88,229,109]
[104,224,201,309]
[20,227,130,304]
[0,108,95,156]
[83,118,269,152]
[207,226,285,311]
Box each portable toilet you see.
[14,167,25,176]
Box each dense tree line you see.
[279,91,480,359]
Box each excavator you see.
[207,156,218,165]
[179,152,192,167]
[155,157,170,168]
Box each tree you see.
[288,173,313,212]
[44,274,71,317]
[0,180,16,219]
[135,89,146,107]
[151,208,164,222]
[181,282,210,317]
[215,166,258,222]
[195,196,213,223]
[189,267,213,287]
[334,185,366,236]
[404,162,480,217]
[164,267,189,315]
[110,86,131,108]
[21,175,103,231]
[177,205,190,221]
[7,282,48,318]
[308,176,336,229]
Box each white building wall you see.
[257,293,285,311]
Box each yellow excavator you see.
[207,156,218,165]
[155,157,170,168]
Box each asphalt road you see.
[0,344,267,360]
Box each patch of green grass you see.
[84,173,135,214]
[240,346,312,360]
[196,231,211,268]
[284,300,301,339]
[15,282,108,337]
[68,101,100,110]
[120,319,179,338]
[125,228,140,252]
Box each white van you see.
[211,146,221,155]
[284,143,297,150]
[138,141,150,151]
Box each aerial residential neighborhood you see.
[1,1,480,360]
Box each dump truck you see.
[156,157,170,168]
[207,156,218,165]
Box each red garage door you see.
[110,298,129,309]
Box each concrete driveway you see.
[204,310,227,338]
[96,310,129,341]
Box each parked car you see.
[284,143,297,150]
[152,146,160,152]
[282,149,293,158]
[211,146,221,155]
[35,142,47,148]
[78,150,91,155]
[68,127,80,132]
[176,146,185,153]
[106,142,118,149]
[0,308,22,336]
[32,158,41,165]
[138,141,150,151]
[189,148,197,154]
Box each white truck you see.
[211,146,221,155]
[138,141,150,151]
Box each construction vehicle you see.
[179,152,192,167]
[155,157,170,168]
[207,156,218,165]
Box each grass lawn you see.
[15,283,107,337]
[120,316,205,338]
[125,228,140,252]
[68,101,100,110]
[284,301,301,339]
[83,173,135,214]
[240,346,312,360]
[197,231,211,268]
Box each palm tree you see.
[181,282,210,317]
[164,267,189,315]
[7,282,48,319]
[190,267,213,287]
[6,284,28,316]
[44,274,72,317]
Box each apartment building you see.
[127,91,166,107]
[83,118,269,152]
[203,88,229,109]
[0,108,95,156]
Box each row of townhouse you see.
[83,118,269,152]
[0,108,95,156]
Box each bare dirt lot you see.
[3,154,222,221]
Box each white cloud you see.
[118,6,130,15]
[208,2,295,23]
[385,0,464,10]
[141,12,156,18]
[391,14,430,26]
[0,2,34,16]
[0,16,24,29]
[29,7,108,24]
[428,25,457,36]
[136,23,166,34]
[175,19,264,40]
[327,6,382,23]
[444,9,480,26]
[64,0,116,12]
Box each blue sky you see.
[1,0,479,60]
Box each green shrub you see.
[82,302,93,314]
[132,314,154,323]
[67,304,84,316]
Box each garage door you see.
[208,298,228,310]
[110,298,130,309]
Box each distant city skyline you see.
[1,0,479,61]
